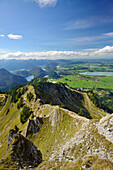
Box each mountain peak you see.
[0,68,12,76]
[0,68,27,91]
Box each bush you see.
[27,92,34,102]
[16,90,21,99]
[78,109,84,116]
[20,105,31,124]
[88,91,101,108]
[60,104,65,108]
[21,86,28,94]
[14,125,19,132]
[17,96,24,109]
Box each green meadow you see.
[55,75,113,91]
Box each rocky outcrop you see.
[96,114,113,143]
[6,129,17,153]
[25,117,43,137]
[7,129,43,168]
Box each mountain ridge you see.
[0,81,112,169]
[0,68,27,91]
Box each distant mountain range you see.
[13,66,59,79]
[0,59,52,71]
[0,68,27,91]
[0,59,113,72]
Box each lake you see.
[79,72,113,76]
[26,75,34,81]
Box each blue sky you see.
[0,0,113,59]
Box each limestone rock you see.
[25,117,43,137]
[96,114,113,143]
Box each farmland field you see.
[55,75,113,91]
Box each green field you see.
[55,75,113,91]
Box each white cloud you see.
[104,32,113,37]
[0,51,83,60]
[65,16,113,30]
[65,19,95,30]
[34,0,57,7]
[0,46,113,60]
[0,34,4,37]
[83,48,98,52]
[8,34,23,40]
[94,46,113,54]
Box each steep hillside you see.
[0,82,112,169]
[0,68,27,91]
[32,80,107,119]
[35,112,113,169]
[12,70,30,78]
[0,94,7,111]
[0,85,36,160]
[30,67,46,78]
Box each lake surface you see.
[79,72,113,76]
[25,75,34,81]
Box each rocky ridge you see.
[0,83,113,169]
[5,129,43,169]
[96,114,113,144]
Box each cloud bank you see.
[0,34,4,37]
[34,0,57,7]
[0,46,113,60]
[8,34,23,40]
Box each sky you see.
[0,0,113,59]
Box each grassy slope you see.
[0,153,19,170]
[0,96,28,159]
[0,84,112,170]
[65,86,107,119]
[37,156,113,170]
[0,84,108,159]
[36,118,113,169]
[0,85,35,159]
[29,108,83,160]
[0,94,7,111]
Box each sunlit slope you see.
[0,82,109,161]
[35,113,113,170]
[0,94,7,111]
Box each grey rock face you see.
[7,129,43,168]
[6,129,17,153]
[96,114,113,144]
[25,117,43,137]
